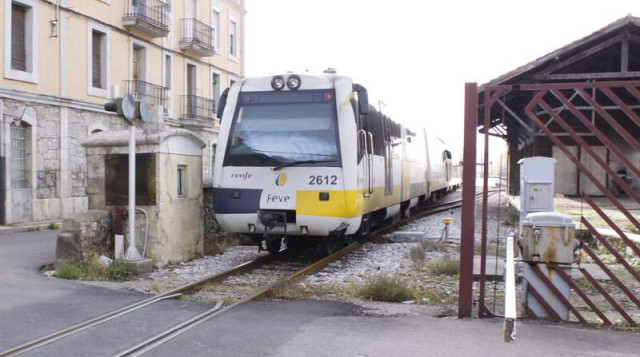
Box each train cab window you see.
[224,90,342,167]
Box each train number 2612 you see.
[309,175,338,185]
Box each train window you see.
[443,150,452,161]
[224,90,342,167]
[366,109,385,156]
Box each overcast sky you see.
[244,0,638,146]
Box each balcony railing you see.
[180,18,215,56]
[123,0,169,38]
[124,80,167,108]
[180,95,215,123]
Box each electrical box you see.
[519,157,556,218]
[521,212,576,264]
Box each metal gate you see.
[459,81,640,326]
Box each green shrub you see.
[56,263,80,280]
[108,260,137,281]
[426,258,460,276]
[47,223,60,230]
[357,274,416,302]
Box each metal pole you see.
[479,88,492,318]
[458,82,478,318]
[503,234,517,342]
[125,124,142,260]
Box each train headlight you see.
[271,75,285,91]
[286,75,301,90]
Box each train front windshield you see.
[224,90,341,167]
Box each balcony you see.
[124,80,167,108]
[123,0,169,38]
[180,95,216,126]
[180,18,215,56]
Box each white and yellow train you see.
[212,72,461,253]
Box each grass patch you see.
[474,244,506,258]
[417,287,457,305]
[425,258,459,276]
[108,260,137,281]
[56,263,80,280]
[22,226,41,232]
[356,274,416,302]
[47,223,60,230]
[409,245,426,265]
[421,240,449,253]
[503,207,519,226]
[55,257,138,281]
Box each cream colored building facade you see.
[0,0,244,223]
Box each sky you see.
[244,0,637,149]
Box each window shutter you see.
[11,5,27,72]
[92,31,102,88]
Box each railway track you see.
[2,188,494,356]
[0,243,359,357]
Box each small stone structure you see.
[81,107,206,267]
[56,210,112,264]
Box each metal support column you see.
[458,82,478,318]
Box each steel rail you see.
[115,242,360,356]
[0,253,276,357]
[117,190,490,356]
[4,187,491,356]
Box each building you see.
[0,0,245,223]
[477,15,640,197]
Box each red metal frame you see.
[461,79,639,325]
[458,83,478,318]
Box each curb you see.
[0,221,62,235]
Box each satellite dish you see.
[121,94,135,122]
[136,98,150,123]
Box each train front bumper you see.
[215,213,361,236]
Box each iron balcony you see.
[124,80,168,108]
[180,18,215,56]
[180,95,216,126]
[123,0,170,38]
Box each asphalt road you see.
[1,229,639,356]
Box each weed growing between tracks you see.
[356,275,416,302]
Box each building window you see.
[4,0,38,83]
[177,165,187,197]
[165,54,171,89]
[11,122,28,189]
[87,23,110,97]
[212,73,220,113]
[212,7,220,50]
[229,19,237,58]
[92,31,104,88]
[11,4,26,71]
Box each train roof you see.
[238,73,352,92]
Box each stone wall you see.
[56,210,113,263]
[1,97,127,223]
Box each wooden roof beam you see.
[533,71,640,81]
[536,34,624,76]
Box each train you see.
[212,72,461,254]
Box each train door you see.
[383,115,393,195]
[357,101,373,197]
[443,150,452,182]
